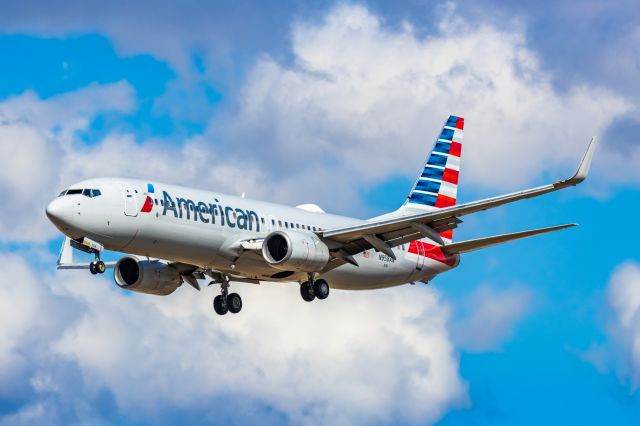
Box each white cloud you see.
[601,261,640,391]
[0,82,134,242]
[222,3,632,198]
[2,3,635,244]
[0,252,467,424]
[579,261,640,393]
[0,84,271,243]
[449,284,534,352]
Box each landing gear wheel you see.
[313,279,330,300]
[89,262,98,275]
[227,293,242,314]
[213,295,228,315]
[300,281,315,302]
[96,260,106,274]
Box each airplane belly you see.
[321,253,415,290]
[128,216,228,267]
[322,249,454,290]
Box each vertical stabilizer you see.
[404,115,464,240]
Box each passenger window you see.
[154,199,158,205]
[261,217,265,224]
[160,200,164,206]
[272,219,275,225]
[285,222,289,229]
[296,224,300,229]
[278,220,282,227]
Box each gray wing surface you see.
[319,137,597,266]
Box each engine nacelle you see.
[262,230,330,272]
[114,256,182,296]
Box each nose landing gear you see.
[68,237,106,275]
[89,260,106,275]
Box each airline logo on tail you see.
[407,115,463,209]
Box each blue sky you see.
[1,1,639,425]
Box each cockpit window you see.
[60,188,102,197]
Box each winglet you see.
[562,136,598,186]
[57,236,74,266]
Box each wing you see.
[321,137,597,262]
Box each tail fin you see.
[404,115,464,240]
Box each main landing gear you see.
[300,275,330,302]
[211,276,242,315]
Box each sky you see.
[0,0,639,424]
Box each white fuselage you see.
[46,178,459,290]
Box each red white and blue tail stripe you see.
[406,115,463,209]
[405,115,463,240]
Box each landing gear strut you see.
[300,274,330,302]
[211,276,243,315]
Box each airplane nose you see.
[45,197,75,229]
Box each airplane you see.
[45,116,598,315]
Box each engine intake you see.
[262,230,330,272]
[114,256,182,296]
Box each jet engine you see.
[114,256,182,296]
[262,230,330,272]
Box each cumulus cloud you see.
[449,284,534,352]
[0,82,134,242]
[0,252,467,425]
[221,3,632,197]
[0,0,313,77]
[596,261,640,391]
[3,3,636,244]
[0,84,273,243]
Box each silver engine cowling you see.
[262,230,330,272]
[114,256,182,296]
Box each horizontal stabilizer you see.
[442,224,577,254]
